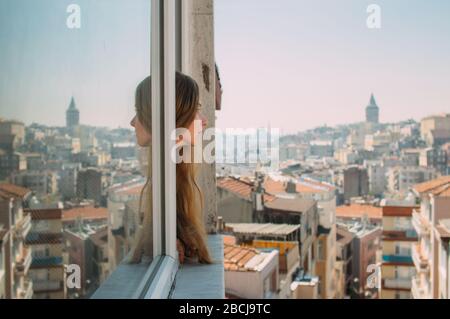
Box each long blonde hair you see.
[132,72,212,264]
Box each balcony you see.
[92,235,224,299]
[383,278,412,290]
[412,211,430,237]
[31,256,64,269]
[17,279,33,299]
[382,229,418,242]
[382,254,413,265]
[14,214,32,240]
[411,276,431,299]
[290,269,320,299]
[25,232,64,246]
[33,280,64,293]
[412,243,430,273]
[15,247,32,275]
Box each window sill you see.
[91,235,224,299]
[170,235,225,299]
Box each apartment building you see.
[224,242,279,299]
[251,240,300,299]
[435,219,450,299]
[106,179,144,270]
[222,224,300,298]
[0,151,27,180]
[263,174,339,299]
[380,204,418,299]
[218,173,339,298]
[387,166,437,193]
[336,225,355,296]
[76,168,103,205]
[62,205,108,230]
[0,183,33,299]
[342,166,369,202]
[64,224,108,298]
[336,203,382,226]
[364,160,386,196]
[410,176,450,299]
[24,208,66,299]
[217,176,275,223]
[419,147,449,175]
[338,221,382,298]
[421,114,450,147]
[0,120,25,148]
[12,170,58,196]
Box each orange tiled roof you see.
[382,206,416,217]
[62,206,108,221]
[0,183,31,199]
[264,176,335,195]
[217,177,275,202]
[25,208,62,220]
[336,204,382,220]
[413,176,450,196]
[224,243,259,272]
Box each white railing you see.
[33,280,63,292]
[384,278,412,290]
[15,247,32,275]
[412,243,429,273]
[412,211,430,237]
[15,214,32,239]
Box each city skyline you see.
[0,1,449,132]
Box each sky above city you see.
[0,0,449,133]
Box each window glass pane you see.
[0,0,151,299]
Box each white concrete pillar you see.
[181,0,217,233]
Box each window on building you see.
[318,239,324,261]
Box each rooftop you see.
[62,206,108,222]
[336,204,382,221]
[224,243,277,272]
[89,226,108,247]
[225,223,300,237]
[336,225,355,246]
[413,176,450,196]
[0,183,31,199]
[263,175,335,195]
[265,197,315,213]
[382,205,416,217]
[217,177,275,202]
[25,208,62,220]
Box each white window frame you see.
[136,0,180,299]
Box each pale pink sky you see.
[214,0,450,134]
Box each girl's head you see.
[131,72,212,264]
[131,72,207,147]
